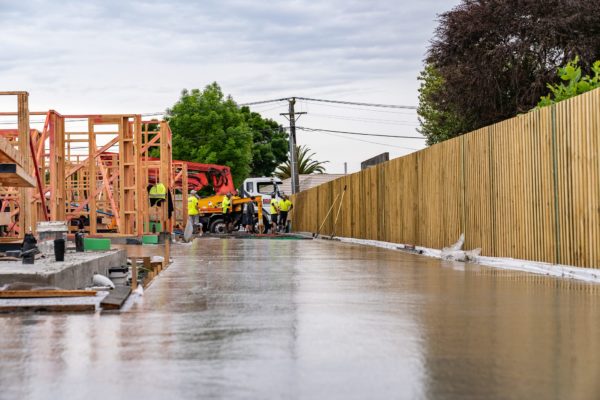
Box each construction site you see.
[0,91,289,308]
[0,84,600,399]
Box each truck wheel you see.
[210,219,227,234]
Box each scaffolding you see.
[0,95,177,238]
[0,91,33,240]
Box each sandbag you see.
[183,222,194,242]
[93,274,115,289]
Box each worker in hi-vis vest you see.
[148,182,168,233]
[278,194,293,232]
[222,192,233,233]
[270,195,280,233]
[187,190,201,234]
[149,183,167,205]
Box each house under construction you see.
[0,91,182,245]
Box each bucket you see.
[75,232,85,252]
[54,238,65,262]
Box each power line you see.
[297,127,425,140]
[239,96,417,110]
[308,112,419,126]
[296,97,417,110]
[249,103,288,114]
[299,99,416,115]
[305,130,420,151]
[239,98,288,107]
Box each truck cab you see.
[240,177,283,222]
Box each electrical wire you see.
[299,99,417,115]
[297,127,425,140]
[247,103,288,114]
[307,113,419,126]
[239,98,288,107]
[239,96,417,110]
[301,129,420,151]
[296,97,417,110]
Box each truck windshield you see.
[257,183,275,195]
[256,182,281,196]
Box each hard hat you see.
[190,190,197,195]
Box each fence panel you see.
[291,88,600,268]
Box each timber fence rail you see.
[291,88,600,269]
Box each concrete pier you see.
[0,249,126,289]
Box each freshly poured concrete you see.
[0,239,599,399]
[0,249,126,289]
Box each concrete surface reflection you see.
[0,238,599,399]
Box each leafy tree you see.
[417,65,471,146]
[421,0,600,144]
[167,83,253,186]
[538,57,600,107]
[275,145,328,179]
[167,83,288,185]
[240,107,289,177]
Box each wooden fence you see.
[291,88,600,269]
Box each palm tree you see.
[275,145,329,179]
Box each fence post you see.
[551,105,561,265]
[488,127,497,256]
[461,135,467,244]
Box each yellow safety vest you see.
[188,196,199,216]
[279,199,292,212]
[222,196,231,213]
[270,199,279,214]
[149,183,167,200]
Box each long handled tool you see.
[330,185,347,239]
[312,192,341,238]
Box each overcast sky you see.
[0,0,461,173]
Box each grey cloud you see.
[0,0,460,102]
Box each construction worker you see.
[148,182,167,206]
[278,194,293,232]
[222,192,233,233]
[270,194,279,233]
[245,196,256,233]
[187,190,201,234]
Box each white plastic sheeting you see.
[329,235,600,284]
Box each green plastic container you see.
[142,235,159,245]
[83,238,111,251]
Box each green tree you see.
[421,0,600,144]
[167,83,253,186]
[275,145,328,179]
[538,57,600,107]
[417,65,471,146]
[240,107,289,177]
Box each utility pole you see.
[280,97,306,194]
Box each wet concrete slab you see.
[0,238,599,399]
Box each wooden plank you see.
[0,91,28,95]
[0,163,36,187]
[0,135,24,165]
[0,304,96,313]
[17,92,32,237]
[0,290,97,298]
[100,286,131,310]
